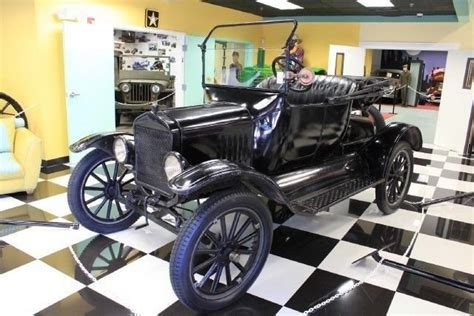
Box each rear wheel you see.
[375,141,413,214]
[67,149,140,233]
[169,189,272,312]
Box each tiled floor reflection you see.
[0,144,472,315]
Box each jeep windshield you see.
[201,20,297,91]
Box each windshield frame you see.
[199,19,298,93]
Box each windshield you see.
[202,21,297,90]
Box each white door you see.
[328,45,366,76]
[63,22,115,163]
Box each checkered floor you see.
[0,144,473,315]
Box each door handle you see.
[69,92,80,98]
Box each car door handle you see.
[69,92,80,98]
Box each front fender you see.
[69,132,133,156]
[360,122,422,178]
[169,159,291,208]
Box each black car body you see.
[68,20,422,312]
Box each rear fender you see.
[169,159,292,209]
[69,132,133,157]
[360,122,422,178]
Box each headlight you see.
[164,152,184,180]
[121,83,130,93]
[113,137,128,163]
[151,84,160,94]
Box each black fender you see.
[69,132,133,157]
[169,159,292,209]
[360,122,422,178]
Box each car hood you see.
[162,102,251,130]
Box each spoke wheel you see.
[68,149,140,233]
[375,141,413,215]
[0,92,28,128]
[191,208,262,297]
[170,189,272,312]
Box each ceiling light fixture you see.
[256,0,303,10]
[357,0,394,7]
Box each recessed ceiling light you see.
[417,12,424,17]
[357,0,394,7]
[257,0,303,10]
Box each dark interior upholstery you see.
[257,75,357,105]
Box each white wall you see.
[328,45,366,76]
[434,50,474,153]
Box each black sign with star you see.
[145,9,159,28]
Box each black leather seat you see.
[258,75,357,105]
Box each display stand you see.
[0,219,79,229]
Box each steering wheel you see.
[0,92,28,128]
[271,56,312,92]
[271,55,304,78]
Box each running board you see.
[291,178,381,215]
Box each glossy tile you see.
[444,162,474,174]
[342,220,415,256]
[0,241,35,274]
[427,202,474,224]
[248,254,316,305]
[420,215,473,245]
[446,156,474,166]
[36,287,133,316]
[149,241,174,262]
[108,218,176,253]
[318,240,407,291]
[283,211,358,240]
[285,269,394,315]
[397,259,474,314]
[410,233,474,274]
[413,164,443,177]
[432,188,474,207]
[9,181,67,203]
[29,192,72,217]
[89,255,177,315]
[270,226,339,267]
[414,151,447,162]
[329,198,372,217]
[413,157,445,169]
[0,195,25,211]
[160,293,282,316]
[2,219,97,259]
[412,172,439,186]
[408,182,436,199]
[0,260,84,315]
[387,292,469,315]
[0,205,57,237]
[441,169,474,183]
[41,235,145,285]
[360,204,424,232]
[437,177,474,194]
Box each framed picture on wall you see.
[335,53,344,76]
[463,58,474,89]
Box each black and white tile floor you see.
[0,144,473,315]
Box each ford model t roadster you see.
[68,20,422,312]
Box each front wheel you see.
[375,141,414,214]
[169,189,273,312]
[67,149,140,233]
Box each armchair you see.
[0,115,42,195]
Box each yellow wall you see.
[360,21,474,49]
[0,0,260,160]
[0,0,44,143]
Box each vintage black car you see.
[68,20,422,312]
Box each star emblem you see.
[145,9,159,28]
